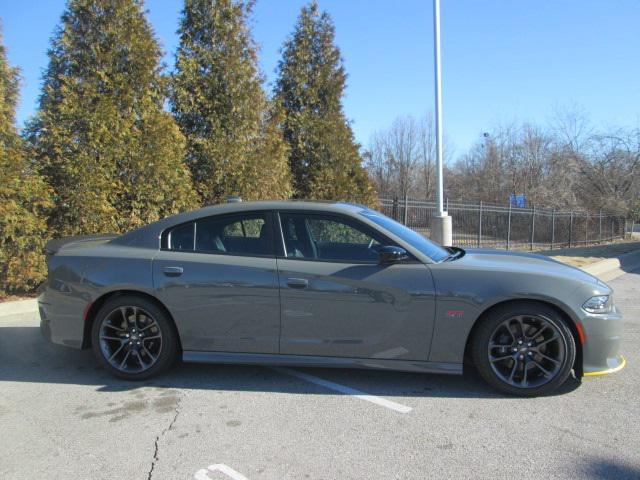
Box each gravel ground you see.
[0,267,638,480]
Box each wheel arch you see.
[462,298,584,377]
[82,289,182,352]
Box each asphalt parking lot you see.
[1,267,639,480]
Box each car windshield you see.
[359,209,450,262]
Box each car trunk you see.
[44,234,118,255]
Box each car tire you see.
[471,302,576,397]
[91,295,178,380]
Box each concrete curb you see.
[579,249,640,282]
[0,249,638,318]
[0,298,37,318]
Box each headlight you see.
[582,295,613,314]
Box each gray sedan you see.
[38,201,625,396]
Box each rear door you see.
[276,211,436,361]
[153,211,280,353]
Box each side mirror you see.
[378,245,409,264]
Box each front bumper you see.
[580,307,626,377]
[583,355,626,377]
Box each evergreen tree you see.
[274,1,376,204]
[27,0,198,237]
[172,0,291,204]
[0,29,52,294]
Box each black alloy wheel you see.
[92,295,178,380]
[472,302,576,396]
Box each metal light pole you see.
[431,0,452,246]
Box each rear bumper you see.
[580,308,625,376]
[38,286,87,349]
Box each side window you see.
[279,213,386,262]
[223,218,265,238]
[307,218,375,245]
[168,222,195,251]
[195,213,270,256]
[282,217,298,241]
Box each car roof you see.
[110,200,371,249]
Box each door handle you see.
[162,266,184,277]
[286,278,308,289]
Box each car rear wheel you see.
[91,295,178,380]
[471,302,576,396]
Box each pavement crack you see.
[147,391,184,480]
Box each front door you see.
[276,211,436,361]
[153,211,280,353]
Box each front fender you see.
[426,263,589,364]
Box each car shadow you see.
[582,457,640,480]
[619,253,640,275]
[0,326,581,399]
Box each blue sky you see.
[1,0,639,155]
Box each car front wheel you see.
[91,295,178,380]
[471,302,576,396]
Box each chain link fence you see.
[378,196,628,251]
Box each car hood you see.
[454,248,604,286]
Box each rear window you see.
[168,223,195,251]
[165,213,271,257]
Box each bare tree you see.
[363,131,394,196]
[577,128,640,212]
[387,116,419,199]
[549,102,593,153]
[366,116,420,199]
[366,105,637,217]
[367,112,454,200]
[418,113,436,199]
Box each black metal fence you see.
[378,196,627,251]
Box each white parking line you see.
[194,464,249,480]
[273,367,413,414]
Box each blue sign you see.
[510,194,526,208]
